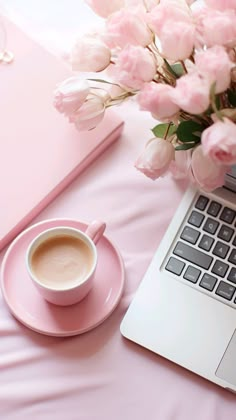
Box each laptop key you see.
[165,257,185,276]
[183,266,201,283]
[199,274,217,291]
[220,207,236,224]
[212,260,229,277]
[180,226,200,245]
[207,201,222,217]
[212,241,230,259]
[228,249,236,266]
[227,267,236,284]
[195,195,209,211]
[198,234,214,251]
[217,225,234,242]
[203,217,219,235]
[188,211,204,228]
[216,281,236,301]
[173,242,213,270]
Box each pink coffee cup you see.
[26,220,106,306]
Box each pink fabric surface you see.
[0,2,236,419]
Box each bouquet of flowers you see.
[54,0,236,192]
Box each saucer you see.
[1,218,125,337]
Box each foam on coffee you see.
[30,235,94,289]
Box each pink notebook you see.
[0,17,124,252]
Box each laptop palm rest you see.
[216,329,236,386]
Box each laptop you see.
[121,166,236,392]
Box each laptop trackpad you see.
[216,329,236,386]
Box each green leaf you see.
[171,63,184,78]
[175,143,195,151]
[152,123,177,138]
[176,120,204,143]
[163,59,178,78]
[228,89,236,107]
[163,60,184,78]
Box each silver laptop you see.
[121,166,236,392]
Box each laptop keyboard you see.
[164,194,236,307]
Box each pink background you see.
[0,1,236,419]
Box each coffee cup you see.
[26,220,106,306]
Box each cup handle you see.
[85,220,106,245]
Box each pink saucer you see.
[0,219,125,337]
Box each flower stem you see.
[189,54,195,63]
[153,70,171,84]
[180,60,188,74]
[180,111,210,126]
[164,122,172,139]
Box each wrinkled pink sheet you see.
[0,2,236,419]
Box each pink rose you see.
[148,2,191,35]
[135,138,175,180]
[85,0,124,17]
[105,9,152,48]
[125,0,157,11]
[138,83,179,120]
[158,20,195,61]
[195,45,234,94]
[115,45,156,89]
[201,119,236,166]
[171,72,210,114]
[190,145,228,192]
[205,0,236,10]
[53,77,89,117]
[71,96,105,131]
[70,36,111,72]
[195,8,236,48]
[169,150,192,180]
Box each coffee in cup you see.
[26,221,106,306]
[30,234,94,289]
